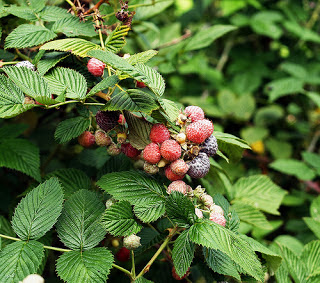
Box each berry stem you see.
[131,250,136,278]
[65,0,77,15]
[135,226,178,280]
[112,263,132,277]
[96,18,105,50]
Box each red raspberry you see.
[172,266,190,281]
[167,181,187,195]
[165,166,184,181]
[210,213,226,227]
[116,247,130,262]
[78,131,95,148]
[118,114,126,125]
[136,81,147,88]
[87,58,106,77]
[143,143,161,164]
[95,130,112,147]
[184,106,205,122]
[170,159,189,176]
[198,119,214,137]
[121,143,141,158]
[186,121,212,144]
[160,140,181,161]
[150,124,170,144]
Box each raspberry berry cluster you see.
[166,182,227,227]
[142,105,218,181]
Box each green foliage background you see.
[0,0,320,282]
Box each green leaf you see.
[45,168,91,198]
[40,38,102,57]
[304,217,320,239]
[4,5,37,21]
[105,25,130,53]
[265,77,304,101]
[5,24,57,49]
[304,91,320,108]
[37,51,69,76]
[232,202,273,230]
[12,177,64,240]
[270,159,316,180]
[54,117,91,144]
[303,152,320,170]
[52,16,96,37]
[88,50,165,96]
[165,191,196,228]
[44,67,87,99]
[250,11,283,39]
[135,0,173,20]
[104,89,159,114]
[28,0,46,12]
[3,66,55,105]
[134,63,166,96]
[134,199,165,223]
[203,248,241,281]
[0,75,35,118]
[127,50,158,65]
[157,98,180,123]
[185,25,237,51]
[301,240,320,278]
[56,248,114,283]
[97,171,165,204]
[125,111,153,150]
[101,201,142,236]
[87,75,119,97]
[283,21,320,43]
[56,190,106,250]
[0,138,41,181]
[241,234,282,273]
[310,196,320,221]
[280,62,308,79]
[189,220,264,282]
[0,240,44,283]
[172,229,195,277]
[79,147,110,169]
[133,277,154,283]
[0,216,16,248]
[135,227,164,255]
[39,6,72,22]
[213,131,250,163]
[232,175,287,215]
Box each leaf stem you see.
[96,19,105,50]
[135,227,177,279]
[46,100,79,109]
[65,0,77,15]
[0,234,21,242]
[83,102,106,106]
[131,250,136,278]
[0,61,18,67]
[15,49,31,61]
[112,263,132,277]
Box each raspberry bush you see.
[0,1,319,283]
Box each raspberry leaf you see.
[189,219,264,282]
[56,248,114,283]
[101,201,142,236]
[54,116,91,144]
[105,25,130,53]
[133,199,166,223]
[40,38,102,57]
[86,75,119,97]
[56,190,106,250]
[135,227,165,255]
[203,247,241,281]
[12,178,64,240]
[39,6,72,22]
[104,89,159,114]
[3,66,55,105]
[0,216,16,248]
[0,138,41,181]
[0,75,35,118]
[52,17,96,37]
[5,24,57,49]
[37,52,70,76]
[0,240,44,283]
[126,50,158,65]
[44,67,87,99]
[44,168,91,199]
[165,191,196,228]
[172,229,195,277]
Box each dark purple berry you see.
[187,152,210,179]
[96,111,119,132]
[201,135,218,157]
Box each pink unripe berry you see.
[123,234,141,250]
[210,204,224,215]
[198,119,214,137]
[195,208,203,219]
[170,159,189,176]
[78,131,95,148]
[210,213,226,227]
[186,121,210,144]
[167,180,187,195]
[165,166,185,181]
[87,58,106,77]
[200,194,214,207]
